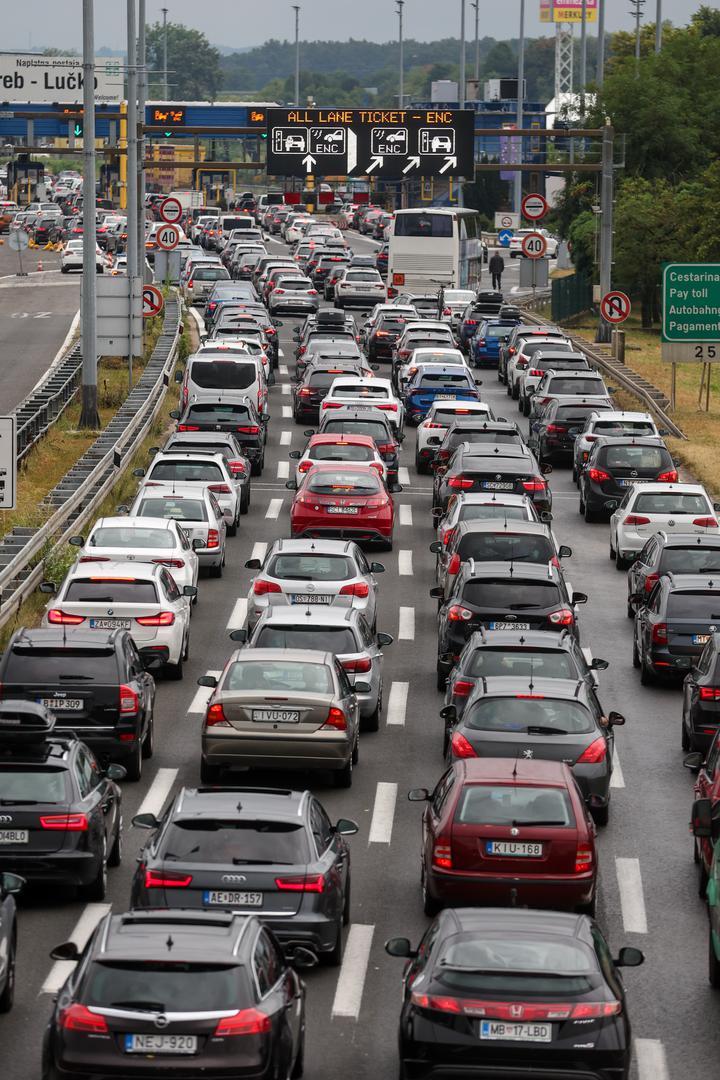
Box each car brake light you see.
[187,280,194,289]
[41,814,89,831]
[657,470,678,482]
[700,687,720,700]
[377,403,397,411]
[466,319,478,327]
[47,610,85,625]
[447,604,473,621]
[528,369,543,377]
[652,622,668,644]
[442,528,456,546]
[178,424,200,431]
[144,868,193,888]
[152,558,185,568]
[410,993,619,1020]
[215,1008,271,1037]
[376,443,395,455]
[545,423,568,434]
[452,679,474,697]
[694,517,719,528]
[523,479,546,492]
[120,684,139,714]
[644,572,659,593]
[206,702,228,726]
[207,529,220,549]
[432,842,452,869]
[589,467,611,482]
[298,388,313,397]
[448,476,474,490]
[576,737,607,764]
[60,1003,108,1034]
[274,874,325,892]
[548,608,574,626]
[340,581,370,597]
[575,845,594,873]
[236,425,260,434]
[321,706,347,730]
[78,555,110,562]
[253,579,282,595]
[447,552,461,576]
[136,611,175,626]
[624,515,651,526]
[342,657,372,673]
[208,483,231,494]
[450,731,477,758]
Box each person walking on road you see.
[489,251,505,292]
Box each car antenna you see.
[165,935,174,951]
[512,752,518,780]
[529,655,535,695]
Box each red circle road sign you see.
[521,231,547,259]
[155,223,180,251]
[143,285,164,319]
[521,193,549,221]
[159,196,183,225]
[600,290,631,324]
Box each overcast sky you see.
[2,0,702,53]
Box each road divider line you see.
[398,606,415,640]
[188,669,222,714]
[610,746,625,789]
[226,599,248,631]
[398,467,410,485]
[251,542,268,563]
[399,504,413,526]
[331,924,375,1019]
[279,364,288,375]
[276,460,290,479]
[368,782,398,844]
[398,550,412,576]
[266,498,283,519]
[280,430,292,445]
[636,1040,669,1080]
[41,903,112,995]
[282,405,292,418]
[386,681,409,726]
[615,857,648,933]
[281,382,290,395]
[136,767,178,819]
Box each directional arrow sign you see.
[402,155,421,174]
[366,157,383,174]
[302,153,316,174]
[439,155,457,175]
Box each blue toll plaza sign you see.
[498,229,513,247]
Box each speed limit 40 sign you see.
[521,232,547,259]
[155,224,180,251]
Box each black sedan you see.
[580,436,677,522]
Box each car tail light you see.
[370,461,384,473]
[321,706,347,730]
[41,814,89,831]
[657,470,678,482]
[624,515,651,526]
[585,434,597,442]
[274,874,325,892]
[236,426,260,434]
[47,610,85,625]
[375,330,390,338]
[274,288,285,294]
[208,483,231,494]
[548,608,574,626]
[78,555,110,562]
[447,553,461,576]
[377,443,396,456]
[60,1004,108,1034]
[694,517,719,528]
[253,578,282,595]
[136,611,175,626]
[466,319,478,327]
[342,657,372,673]
[700,687,720,700]
[589,467,611,482]
[206,702,228,726]
[475,338,486,347]
[448,476,474,490]
[523,479,546,492]
[207,529,220,549]
[652,622,668,644]
[378,403,398,412]
[340,581,370,597]
[528,369,543,377]
[442,528,456,547]
[644,572,659,593]
[322,402,343,409]
[152,558,185,568]
[451,731,477,758]
[432,842,453,869]
[575,737,607,764]
[410,993,619,1020]
[227,460,246,476]
[308,289,318,296]
[545,423,568,434]
[452,679,474,697]
[215,1008,271,1037]
[178,424,200,431]
[575,845,594,873]
[187,280,194,289]
[120,684,139,714]
[298,388,313,398]
[423,420,444,429]
[447,604,473,621]
[144,868,193,888]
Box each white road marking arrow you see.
[402,155,421,174]
[365,156,383,174]
[302,153,317,173]
[439,155,458,174]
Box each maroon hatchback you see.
[409,758,597,917]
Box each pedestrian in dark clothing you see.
[489,251,505,291]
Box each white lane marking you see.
[610,745,625,789]
[226,599,248,630]
[277,460,290,479]
[251,542,268,563]
[368,782,398,844]
[399,504,413,526]
[279,364,289,375]
[281,382,290,395]
[280,430,292,445]
[266,498,283,519]
[331,924,375,1019]
[615,857,648,933]
[41,904,112,994]
[188,669,222,714]
[136,767,178,819]
[398,466,410,485]
[398,550,412,575]
[278,348,284,359]
[282,405,292,418]
[386,681,409,726]
[398,606,415,640]
[636,1039,669,1080]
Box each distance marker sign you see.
[600,290,631,324]
[521,193,549,221]
[521,232,547,259]
[155,224,180,251]
[159,196,183,225]
[266,107,475,179]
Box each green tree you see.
[146,21,223,101]
[483,42,516,77]
[691,6,720,37]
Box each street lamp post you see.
[458,0,466,208]
[397,0,404,109]
[293,5,300,106]
[472,1,480,84]
[161,7,168,99]
[514,0,525,213]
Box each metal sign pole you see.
[126,0,138,394]
[596,119,614,343]
[79,0,99,429]
[137,0,147,281]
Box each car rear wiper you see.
[59,674,94,680]
[281,575,314,581]
[511,819,567,826]
[77,595,114,602]
[0,798,37,805]
[508,603,541,609]
[526,726,568,735]
[232,858,284,865]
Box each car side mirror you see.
[684,751,704,773]
[714,503,720,513]
[50,941,80,962]
[68,535,84,547]
[0,872,24,895]
[197,674,218,688]
[183,585,198,598]
[540,461,553,475]
[389,483,402,493]
[245,558,262,569]
[116,504,129,514]
[690,797,713,837]
[288,450,301,459]
[429,586,444,600]
[440,704,457,723]
[192,538,204,551]
[288,945,318,969]
[174,370,183,383]
[131,811,160,829]
[303,429,316,437]
[540,511,553,522]
[261,413,271,422]
[334,818,359,836]
[169,409,180,419]
[370,562,385,573]
[408,788,430,802]
[558,545,572,558]
[572,592,588,605]
[353,681,371,694]
[229,628,248,643]
[385,937,417,958]
[474,377,483,385]
[39,581,57,595]
[614,946,644,968]
[105,764,127,781]
[429,541,442,554]
[376,632,394,647]
[590,657,609,671]
[607,710,625,726]
[285,479,298,490]
[371,364,380,371]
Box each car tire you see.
[334,754,353,788]
[591,802,609,827]
[364,690,381,732]
[167,652,184,681]
[699,859,709,899]
[436,665,447,691]
[108,819,122,868]
[342,876,351,926]
[681,719,691,751]
[627,600,635,620]
[291,1029,305,1079]
[209,557,224,578]
[609,541,616,561]
[709,930,720,988]
[0,933,16,1013]
[616,551,628,570]
[415,453,427,475]
[79,840,107,902]
[584,502,599,524]
[577,893,597,918]
[251,455,264,477]
[572,464,578,484]
[632,635,641,669]
[578,490,586,514]
[227,517,238,537]
[323,918,344,967]
[240,488,250,515]
[142,712,155,759]
[124,738,143,782]
[522,397,530,417]
[422,867,440,917]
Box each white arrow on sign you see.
[347,129,357,174]
[439,155,458,175]
[366,156,383,174]
[302,153,317,174]
[402,155,421,175]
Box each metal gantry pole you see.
[655,0,662,52]
[597,119,614,344]
[514,0,525,214]
[79,0,99,429]
[293,6,300,106]
[137,0,146,281]
[397,0,404,108]
[162,8,169,99]
[473,0,480,83]
[457,0,466,209]
[580,0,587,101]
[126,0,138,393]
[597,0,605,86]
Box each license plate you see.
[435,394,456,400]
[618,478,653,486]
[203,890,263,906]
[693,635,711,645]
[39,698,83,711]
[290,593,331,604]
[89,618,131,629]
[479,1021,552,1043]
[328,505,359,514]
[252,708,300,723]
[489,621,531,631]
[0,830,29,844]
[481,481,513,491]
[486,841,543,856]
[125,1034,198,1055]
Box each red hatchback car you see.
[287,463,400,549]
[409,758,597,916]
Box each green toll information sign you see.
[662,263,720,362]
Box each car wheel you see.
[323,918,344,967]
[578,490,586,514]
[632,634,641,669]
[342,875,351,926]
[436,664,447,691]
[124,738,143,782]
[79,839,107,902]
[522,397,530,417]
[0,933,16,1013]
[627,599,635,620]
[142,712,155,759]
[584,502,599,524]
[572,464,578,484]
[364,686,382,732]
[240,488,250,515]
[108,819,122,867]
[681,719,691,751]
[227,517,238,537]
[709,930,720,988]
[251,455,263,477]
[616,551,628,570]
[591,802,609,827]
[699,858,709,899]
[209,557,224,578]
[609,541,616,561]
[422,866,441,917]
[200,757,220,784]
[415,453,427,475]
[334,754,353,788]
[167,653,184,681]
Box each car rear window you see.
[455,784,574,826]
[322,420,390,442]
[268,554,354,581]
[458,505,531,524]
[433,408,487,424]
[483,326,513,339]
[0,767,69,803]
[83,962,241,1011]
[309,444,374,463]
[137,498,207,521]
[185,404,252,423]
[188,361,257,390]
[306,471,381,494]
[193,267,230,281]
[90,527,175,550]
[161,818,311,864]
[417,373,472,387]
[446,431,520,450]
[278,279,313,290]
[461,580,562,609]
[64,580,159,604]
[660,548,720,574]
[602,446,667,470]
[556,405,611,422]
[457,533,554,564]
[435,935,597,996]
[522,340,571,357]
[466,647,578,679]
[149,461,225,483]
[547,377,605,395]
[254,626,358,653]
[633,493,709,514]
[465,697,593,734]
[667,592,720,620]
[225,660,332,694]
[593,421,656,436]
[6,646,119,681]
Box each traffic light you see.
[73,120,83,138]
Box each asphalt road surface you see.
[1,229,716,1080]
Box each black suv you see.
[432,443,552,521]
[627,532,720,617]
[170,396,269,475]
[682,632,720,752]
[0,702,124,898]
[43,909,309,1080]
[367,313,410,362]
[528,397,614,464]
[316,407,403,484]
[433,561,587,687]
[131,786,357,964]
[632,572,720,684]
[0,627,156,781]
[580,436,677,521]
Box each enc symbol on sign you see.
[142,286,164,319]
[155,224,180,251]
[521,232,547,259]
[159,197,183,225]
[600,290,631,324]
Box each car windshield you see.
[161,819,311,864]
[435,934,598,995]
[268,554,355,581]
[417,373,472,388]
[667,592,720,620]
[225,660,333,694]
[90,527,175,550]
[464,697,593,734]
[64,580,158,604]
[604,446,666,470]
[149,462,225,483]
[254,626,358,652]
[0,767,69,803]
[461,580,561,608]
[633,493,709,514]
[306,471,381,495]
[456,785,574,826]
[188,362,257,390]
[457,534,554,564]
[458,505,530,524]
[185,404,252,423]
[137,498,207,522]
[310,444,374,463]
[83,962,241,1011]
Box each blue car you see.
[402,364,481,425]
[470,319,518,368]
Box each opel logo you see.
[306,583,316,592]
[522,749,534,759]
[153,1014,170,1030]
[631,470,637,477]
[0,815,12,824]
[222,874,247,883]
[510,1004,525,1019]
[495,474,502,480]
[711,626,717,633]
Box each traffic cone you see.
[37,257,43,272]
